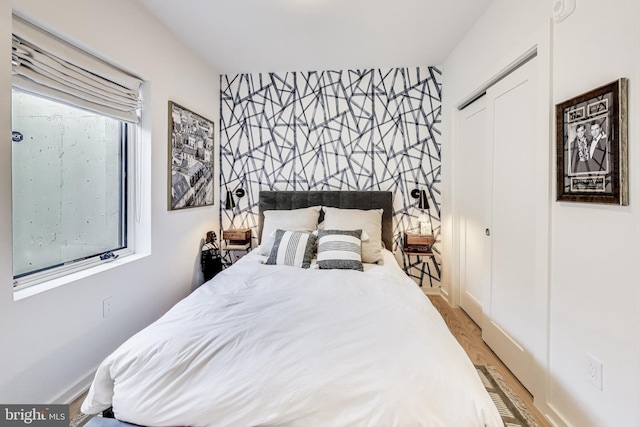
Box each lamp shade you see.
[225,189,235,210]
[418,190,429,210]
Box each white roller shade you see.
[11,16,142,123]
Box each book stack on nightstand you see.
[403,232,435,256]
[222,228,251,251]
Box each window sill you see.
[13,252,150,301]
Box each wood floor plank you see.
[70,391,86,421]
[428,294,551,427]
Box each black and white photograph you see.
[555,78,628,205]
[567,116,609,177]
[168,101,215,210]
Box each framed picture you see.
[555,79,628,205]
[168,101,215,210]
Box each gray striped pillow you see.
[317,229,363,271]
[266,230,317,268]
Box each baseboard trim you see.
[439,286,449,300]
[535,400,570,427]
[51,367,96,404]
[421,286,441,296]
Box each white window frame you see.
[12,15,144,301]
[11,115,139,295]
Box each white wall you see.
[0,0,220,403]
[549,0,640,425]
[442,0,640,426]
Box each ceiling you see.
[137,0,494,75]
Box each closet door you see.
[458,97,487,326]
[482,57,537,393]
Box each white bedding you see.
[82,250,502,427]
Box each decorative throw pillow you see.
[321,207,383,264]
[316,229,363,271]
[259,206,321,256]
[318,221,370,241]
[266,230,317,268]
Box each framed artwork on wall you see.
[555,78,628,205]
[168,101,215,210]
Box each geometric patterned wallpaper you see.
[220,66,442,287]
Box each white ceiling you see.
[137,0,494,75]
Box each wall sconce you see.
[225,187,245,210]
[411,188,432,235]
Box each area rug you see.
[71,366,539,427]
[476,364,540,427]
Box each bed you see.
[81,191,502,427]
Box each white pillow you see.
[259,206,321,256]
[321,206,383,264]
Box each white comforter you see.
[82,250,502,427]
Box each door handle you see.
[485,228,491,236]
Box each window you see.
[12,90,128,279]
[11,15,141,289]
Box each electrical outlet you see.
[103,296,115,318]
[585,353,603,390]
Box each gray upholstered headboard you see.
[258,191,394,250]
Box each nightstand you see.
[222,228,252,265]
[403,232,435,255]
[402,232,437,287]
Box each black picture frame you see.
[555,79,628,205]
[168,101,215,210]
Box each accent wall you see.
[220,67,442,287]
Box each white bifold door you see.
[459,57,540,394]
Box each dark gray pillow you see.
[266,230,317,268]
[316,229,363,271]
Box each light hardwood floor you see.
[70,296,552,426]
[427,294,551,427]
[70,390,86,421]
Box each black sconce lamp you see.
[410,188,430,210]
[225,187,245,210]
[411,188,432,235]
